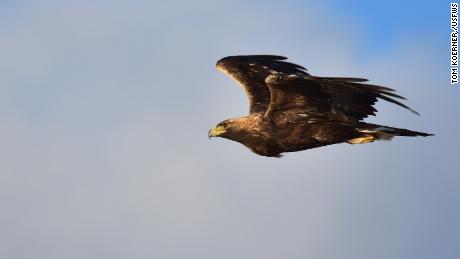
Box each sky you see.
[0,1,458,259]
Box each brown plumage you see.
[208,55,432,157]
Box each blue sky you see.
[331,0,446,53]
[0,0,448,56]
[0,1,457,259]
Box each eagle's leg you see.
[346,134,375,144]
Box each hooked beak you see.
[208,129,213,139]
[208,125,226,139]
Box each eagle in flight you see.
[208,55,432,157]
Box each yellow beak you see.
[208,125,226,138]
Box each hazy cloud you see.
[0,1,457,259]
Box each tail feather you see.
[357,123,433,141]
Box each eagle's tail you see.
[347,123,433,144]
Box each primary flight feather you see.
[208,55,432,157]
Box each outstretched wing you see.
[264,73,418,125]
[216,55,309,114]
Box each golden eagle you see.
[208,55,432,157]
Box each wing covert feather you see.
[265,74,418,123]
[216,55,309,114]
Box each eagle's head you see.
[208,119,234,139]
[208,116,261,142]
[209,116,256,140]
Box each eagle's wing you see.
[216,55,309,114]
[264,73,418,124]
